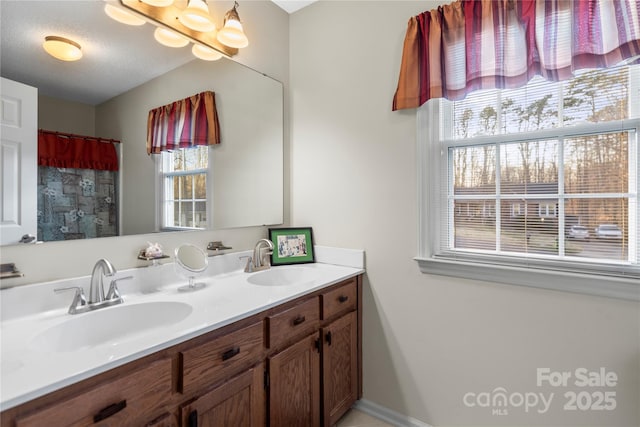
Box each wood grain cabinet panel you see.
[267,297,319,350]
[269,333,320,427]
[181,321,264,396]
[14,358,173,427]
[180,363,265,427]
[322,311,358,427]
[321,279,356,320]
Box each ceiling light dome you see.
[42,36,83,61]
[192,44,223,61]
[179,0,215,33]
[104,4,145,26]
[154,27,189,48]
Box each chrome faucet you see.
[243,239,274,272]
[89,258,116,304]
[55,259,131,314]
[254,238,274,270]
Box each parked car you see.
[595,224,623,239]
[567,225,590,240]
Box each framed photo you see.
[269,227,315,266]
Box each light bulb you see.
[154,27,189,48]
[217,18,248,48]
[217,3,248,48]
[43,36,83,61]
[192,44,223,61]
[104,4,145,26]
[179,0,215,33]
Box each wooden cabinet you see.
[181,321,264,397]
[13,358,174,427]
[179,363,265,427]
[268,278,360,427]
[269,333,321,427]
[321,312,358,427]
[1,275,362,427]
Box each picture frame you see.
[269,227,315,266]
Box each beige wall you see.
[0,0,289,286]
[38,95,95,135]
[289,1,639,426]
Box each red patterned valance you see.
[146,91,221,155]
[38,130,119,171]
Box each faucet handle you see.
[106,276,133,301]
[239,255,254,273]
[54,286,88,315]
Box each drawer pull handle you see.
[292,315,306,326]
[188,410,198,427]
[338,295,349,303]
[325,331,332,346]
[93,399,127,423]
[222,347,240,361]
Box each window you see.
[417,64,639,299]
[158,146,209,230]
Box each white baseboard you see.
[353,399,433,427]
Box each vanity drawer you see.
[15,358,173,427]
[321,278,357,320]
[181,321,263,396]
[268,297,319,350]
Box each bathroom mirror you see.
[0,0,284,246]
[175,244,208,291]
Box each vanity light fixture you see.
[103,3,145,26]
[179,0,216,32]
[42,36,83,61]
[192,44,223,61]
[217,2,248,49]
[107,0,248,59]
[154,27,189,48]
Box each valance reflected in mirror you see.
[175,244,208,292]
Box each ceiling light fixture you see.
[192,44,223,61]
[154,27,189,48]
[108,0,249,60]
[42,36,83,61]
[179,0,216,33]
[104,4,146,26]
[217,2,248,49]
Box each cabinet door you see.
[322,311,357,427]
[269,333,320,427]
[180,363,265,427]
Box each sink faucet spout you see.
[252,239,274,271]
[89,258,116,304]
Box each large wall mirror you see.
[0,1,283,246]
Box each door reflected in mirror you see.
[175,244,208,292]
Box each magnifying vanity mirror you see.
[175,244,208,292]
[0,1,284,246]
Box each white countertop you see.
[0,246,364,411]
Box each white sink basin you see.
[31,301,192,352]
[247,266,319,287]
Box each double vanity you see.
[0,246,364,426]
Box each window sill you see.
[414,257,640,301]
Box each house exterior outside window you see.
[417,64,639,299]
[158,146,210,230]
